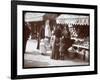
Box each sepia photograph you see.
[23,12,90,68]
[11,1,97,79]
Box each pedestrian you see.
[51,25,62,60]
[24,22,31,53]
[45,20,52,43]
[59,26,73,60]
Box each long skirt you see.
[51,38,60,60]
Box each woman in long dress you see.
[59,26,73,60]
[51,37,60,59]
[51,26,62,60]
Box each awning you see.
[56,14,89,25]
[25,13,45,22]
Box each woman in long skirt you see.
[51,26,62,60]
[51,37,60,60]
[59,26,72,60]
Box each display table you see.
[69,37,89,61]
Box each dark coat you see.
[24,25,31,53]
[51,37,60,60]
[60,37,75,54]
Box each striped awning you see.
[56,14,89,25]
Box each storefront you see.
[56,14,90,61]
[25,12,45,39]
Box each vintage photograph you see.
[23,12,90,68]
[11,1,97,79]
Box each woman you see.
[59,26,73,60]
[51,26,62,60]
[51,37,60,60]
